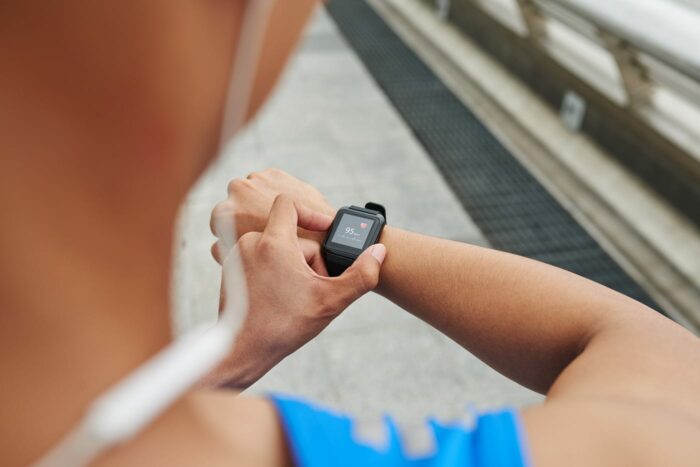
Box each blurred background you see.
[174,0,700,423]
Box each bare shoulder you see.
[95,391,290,467]
[521,398,700,467]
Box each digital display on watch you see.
[330,213,375,249]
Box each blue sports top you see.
[270,394,530,467]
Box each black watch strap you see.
[325,251,355,277]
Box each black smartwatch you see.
[322,203,387,277]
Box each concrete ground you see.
[174,8,541,424]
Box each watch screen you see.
[331,213,375,249]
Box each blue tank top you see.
[270,394,530,467]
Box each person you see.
[1,1,699,466]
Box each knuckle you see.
[226,178,239,194]
[272,193,293,210]
[238,231,260,249]
[212,200,232,217]
[227,178,249,194]
[233,210,253,228]
[256,235,277,257]
[211,241,228,264]
[210,201,234,235]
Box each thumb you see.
[331,244,387,308]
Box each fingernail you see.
[369,243,386,263]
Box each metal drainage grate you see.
[326,0,661,312]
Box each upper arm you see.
[521,399,700,467]
[546,306,700,417]
[522,306,700,466]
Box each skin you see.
[0,1,318,465]
[213,170,700,466]
[1,1,699,467]
[200,196,386,389]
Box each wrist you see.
[375,225,399,296]
[199,340,283,390]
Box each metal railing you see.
[440,0,700,163]
[550,0,700,82]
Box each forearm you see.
[218,170,699,407]
[375,226,651,393]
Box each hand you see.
[210,169,335,251]
[200,195,387,389]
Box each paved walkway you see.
[175,8,541,423]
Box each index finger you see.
[265,194,333,238]
[297,203,334,232]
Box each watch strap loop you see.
[364,202,386,221]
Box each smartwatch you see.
[322,203,387,277]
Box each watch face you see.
[330,213,376,249]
